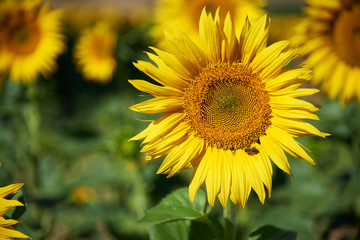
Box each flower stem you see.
[224,201,236,240]
[203,216,221,240]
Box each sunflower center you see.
[333,3,360,66]
[5,18,41,55]
[184,62,272,150]
[91,35,115,60]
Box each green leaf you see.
[4,191,27,220]
[149,220,215,240]
[249,225,297,240]
[10,194,27,220]
[141,187,208,224]
[149,220,191,240]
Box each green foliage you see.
[249,225,297,240]
[141,188,209,224]
[142,188,217,240]
[0,2,360,240]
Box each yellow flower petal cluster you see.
[151,0,266,43]
[0,0,66,84]
[70,185,96,205]
[0,183,30,239]
[294,0,360,105]
[130,9,329,208]
[74,22,117,83]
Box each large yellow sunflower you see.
[74,22,117,83]
[0,183,29,239]
[130,9,329,208]
[151,0,266,43]
[295,0,360,105]
[0,0,66,84]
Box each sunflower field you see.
[0,0,360,239]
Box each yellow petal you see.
[0,199,23,216]
[0,183,23,198]
[238,15,251,52]
[157,141,188,174]
[251,144,273,197]
[141,122,189,153]
[129,80,183,97]
[231,150,251,208]
[242,15,269,64]
[310,51,338,86]
[205,147,221,206]
[144,112,185,143]
[322,59,346,99]
[0,226,30,239]
[237,150,266,204]
[340,65,357,103]
[163,28,208,70]
[270,95,320,112]
[272,108,319,120]
[259,49,296,81]
[260,135,292,177]
[129,121,154,142]
[266,126,315,164]
[287,88,320,98]
[189,145,212,202]
[130,97,183,113]
[223,12,239,62]
[250,41,289,74]
[166,136,206,177]
[199,8,223,63]
[217,150,233,208]
[134,58,188,90]
[0,217,18,227]
[265,68,312,91]
[150,47,199,79]
[272,116,329,138]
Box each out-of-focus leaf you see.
[189,221,216,240]
[149,219,215,240]
[149,220,191,240]
[249,225,297,240]
[140,188,208,224]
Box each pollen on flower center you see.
[184,62,272,150]
[333,3,360,66]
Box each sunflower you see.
[268,14,302,44]
[0,0,66,84]
[74,22,117,83]
[59,1,125,36]
[0,183,29,239]
[151,0,266,43]
[130,9,328,208]
[295,0,360,105]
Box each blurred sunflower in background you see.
[60,1,125,37]
[295,0,360,105]
[0,183,29,239]
[130,8,328,208]
[0,0,65,84]
[268,14,302,44]
[74,22,117,83]
[151,0,267,43]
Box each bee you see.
[245,147,259,156]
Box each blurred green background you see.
[1,0,360,239]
